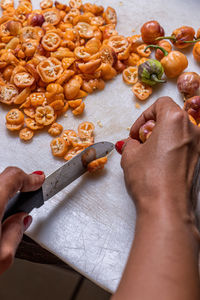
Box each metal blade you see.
[42,141,114,201]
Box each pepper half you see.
[138,58,165,86]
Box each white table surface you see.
[1,0,200,293]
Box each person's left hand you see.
[0,167,45,275]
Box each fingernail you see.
[115,140,125,155]
[23,215,32,231]
[32,171,44,175]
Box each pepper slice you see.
[69,0,82,9]
[43,8,61,25]
[87,157,107,173]
[48,122,63,136]
[30,93,45,107]
[1,0,14,10]
[13,72,35,88]
[25,118,44,130]
[99,46,117,66]
[108,35,129,53]
[75,22,94,39]
[123,67,138,85]
[37,57,63,83]
[0,84,18,105]
[6,123,24,131]
[19,127,34,141]
[103,7,117,25]
[20,26,39,43]
[64,146,84,161]
[136,44,151,57]
[24,107,35,118]
[132,82,152,101]
[50,137,69,157]
[61,129,77,145]
[35,105,55,126]
[74,46,90,60]
[78,121,94,138]
[6,108,24,125]
[42,32,61,52]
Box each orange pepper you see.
[193,41,200,62]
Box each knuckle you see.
[1,167,25,195]
[0,249,14,272]
[170,110,187,123]
[3,166,23,178]
[156,96,173,105]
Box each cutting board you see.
[1,0,200,293]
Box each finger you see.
[0,213,32,275]
[130,96,180,140]
[121,138,141,170]
[0,167,45,214]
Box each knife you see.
[3,141,114,221]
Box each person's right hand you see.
[119,97,200,220]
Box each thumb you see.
[0,213,32,275]
[121,137,141,171]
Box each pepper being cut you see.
[138,59,165,86]
[156,26,197,49]
[145,45,188,78]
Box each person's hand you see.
[113,97,200,300]
[0,167,45,275]
[117,97,200,218]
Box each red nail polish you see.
[32,171,44,175]
[115,140,125,155]
[23,215,32,231]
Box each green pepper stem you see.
[155,36,176,42]
[151,74,166,84]
[144,45,169,56]
[182,38,200,44]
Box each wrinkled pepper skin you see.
[160,51,188,78]
[156,26,196,49]
[171,26,195,48]
[138,59,165,86]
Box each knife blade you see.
[3,141,114,221]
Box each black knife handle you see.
[2,187,44,222]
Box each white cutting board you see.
[1,0,200,293]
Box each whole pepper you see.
[145,45,188,78]
[140,20,165,44]
[193,41,200,62]
[177,72,200,98]
[155,40,172,60]
[138,59,165,86]
[156,26,197,49]
[184,96,200,124]
[197,28,200,39]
